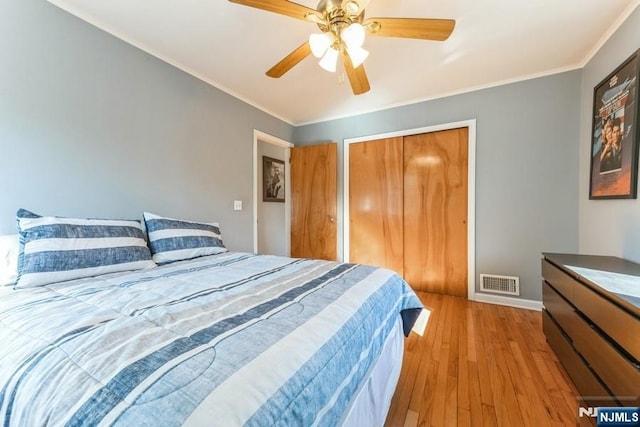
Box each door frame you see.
[253,130,294,254]
[343,119,477,300]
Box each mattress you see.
[0,252,423,426]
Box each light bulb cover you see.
[343,0,360,14]
[309,33,334,58]
[347,46,369,68]
[341,23,365,49]
[319,47,339,72]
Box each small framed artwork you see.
[589,49,640,199]
[263,156,285,202]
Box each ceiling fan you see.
[228,0,455,95]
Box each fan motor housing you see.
[316,0,363,33]
[317,0,343,13]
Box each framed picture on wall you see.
[589,49,640,199]
[263,156,285,202]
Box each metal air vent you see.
[480,274,520,296]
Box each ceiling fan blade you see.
[364,18,455,41]
[229,0,318,21]
[266,41,312,78]
[343,53,370,95]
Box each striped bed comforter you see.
[0,252,422,426]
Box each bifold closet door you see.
[403,128,468,296]
[349,137,404,275]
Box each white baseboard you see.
[473,293,543,311]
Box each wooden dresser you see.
[541,253,640,422]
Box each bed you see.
[0,249,424,426]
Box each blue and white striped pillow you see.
[16,209,156,288]
[143,212,227,264]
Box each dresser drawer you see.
[542,259,575,301]
[571,313,640,405]
[573,282,640,363]
[543,281,578,339]
[542,310,613,406]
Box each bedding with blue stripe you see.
[15,209,155,288]
[0,252,422,426]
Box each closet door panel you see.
[403,128,468,295]
[349,137,404,275]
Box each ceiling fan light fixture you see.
[309,33,334,58]
[347,46,369,68]
[343,0,360,15]
[228,0,456,95]
[319,46,339,72]
[341,23,365,49]
[304,12,326,25]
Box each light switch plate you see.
[233,200,242,211]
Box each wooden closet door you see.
[349,137,404,275]
[290,143,337,261]
[403,128,468,296]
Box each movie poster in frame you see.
[589,49,640,199]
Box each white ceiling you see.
[47,0,639,125]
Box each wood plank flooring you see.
[385,293,580,427]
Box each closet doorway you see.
[344,121,476,298]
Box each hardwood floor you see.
[385,293,580,427]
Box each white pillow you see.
[0,234,19,286]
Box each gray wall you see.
[579,7,640,262]
[257,141,287,256]
[0,0,293,251]
[8,0,630,302]
[293,72,582,301]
